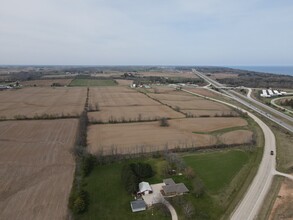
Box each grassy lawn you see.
[76,158,170,220]
[70,79,117,87]
[183,150,250,193]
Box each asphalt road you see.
[183,88,276,220]
[238,88,293,123]
[190,70,293,219]
[269,95,293,115]
[192,70,293,133]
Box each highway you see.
[237,88,293,123]
[270,95,293,115]
[190,69,293,220]
[192,69,293,133]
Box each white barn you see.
[138,182,153,195]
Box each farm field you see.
[88,105,185,123]
[269,178,293,219]
[88,117,250,155]
[0,119,78,220]
[0,87,86,119]
[89,87,160,107]
[209,73,239,79]
[20,79,72,87]
[115,79,133,86]
[70,78,117,86]
[148,89,233,117]
[185,87,221,98]
[219,130,253,145]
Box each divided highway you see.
[191,69,293,220]
[193,70,293,133]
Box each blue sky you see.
[0,0,292,65]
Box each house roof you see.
[162,183,189,194]
[130,200,146,212]
[163,178,175,186]
[139,182,152,193]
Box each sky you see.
[0,0,293,65]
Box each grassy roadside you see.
[257,176,284,220]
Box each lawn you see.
[76,149,260,220]
[76,158,170,220]
[70,79,117,87]
[183,150,250,193]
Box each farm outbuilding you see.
[138,182,153,195]
[130,200,146,212]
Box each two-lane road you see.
[191,69,293,220]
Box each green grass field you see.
[70,79,117,87]
[183,150,250,193]
[76,149,259,220]
[76,158,170,220]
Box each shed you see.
[138,182,153,195]
[130,200,146,212]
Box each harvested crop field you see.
[89,87,159,107]
[209,73,239,79]
[185,88,220,98]
[88,117,248,155]
[115,79,133,86]
[20,79,72,87]
[148,90,232,117]
[88,105,185,123]
[0,87,86,119]
[0,119,78,220]
[219,130,253,145]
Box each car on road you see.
[270,151,274,155]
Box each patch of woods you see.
[121,162,154,194]
[133,76,204,86]
[196,67,293,89]
[280,98,293,108]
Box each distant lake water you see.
[228,66,293,76]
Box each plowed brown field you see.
[88,105,185,123]
[185,88,220,98]
[88,117,248,155]
[148,90,232,117]
[115,79,133,86]
[0,119,78,220]
[219,130,253,145]
[89,87,159,107]
[0,87,86,119]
